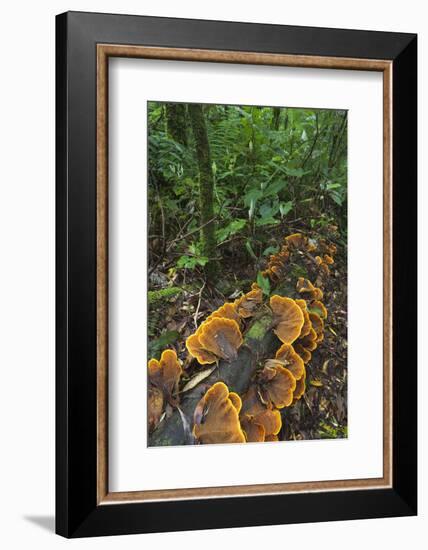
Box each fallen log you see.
[149,281,296,447]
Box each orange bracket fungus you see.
[274,343,305,381]
[240,386,282,442]
[294,342,312,364]
[264,434,279,442]
[295,299,312,338]
[257,363,296,409]
[270,295,304,344]
[148,349,182,400]
[193,382,246,444]
[262,245,290,280]
[285,232,307,249]
[323,254,334,265]
[292,367,306,402]
[296,277,323,301]
[308,312,324,343]
[186,317,243,365]
[298,328,318,352]
[310,300,328,320]
[147,349,182,432]
[148,386,164,433]
[186,332,218,365]
[206,301,241,325]
[235,283,263,318]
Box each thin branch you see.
[193,281,206,329]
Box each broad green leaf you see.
[263,245,279,256]
[256,272,271,296]
[255,216,280,227]
[245,240,257,260]
[279,201,293,218]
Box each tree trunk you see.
[165,103,188,146]
[188,104,218,282]
[272,107,281,130]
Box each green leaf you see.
[264,180,287,196]
[255,216,280,227]
[148,331,179,359]
[259,202,273,218]
[216,219,246,242]
[284,167,306,177]
[245,240,257,260]
[177,255,208,269]
[196,256,209,266]
[279,201,293,218]
[244,188,263,207]
[262,245,279,256]
[256,271,271,296]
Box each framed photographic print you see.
[56,11,417,538]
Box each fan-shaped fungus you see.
[319,239,337,257]
[262,245,290,280]
[148,349,182,398]
[258,363,296,409]
[323,254,334,265]
[186,317,243,364]
[295,299,312,337]
[185,332,218,365]
[193,382,246,444]
[148,386,164,433]
[240,386,282,442]
[294,342,312,364]
[285,233,307,249]
[235,283,263,318]
[228,391,242,414]
[275,343,305,380]
[298,328,318,352]
[206,302,241,325]
[293,367,306,402]
[309,312,324,343]
[296,277,323,301]
[310,300,328,320]
[270,295,304,344]
[198,317,243,361]
[147,349,182,432]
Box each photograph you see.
[147,101,348,446]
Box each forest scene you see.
[147,101,348,446]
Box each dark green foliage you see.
[148,101,347,283]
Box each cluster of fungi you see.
[148,232,336,444]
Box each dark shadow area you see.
[24,515,55,533]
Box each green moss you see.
[245,313,273,341]
[290,264,308,280]
[148,286,182,305]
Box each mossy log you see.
[149,282,295,447]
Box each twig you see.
[193,281,206,329]
[166,216,217,252]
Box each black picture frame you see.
[56,11,417,538]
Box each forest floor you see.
[148,219,348,441]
